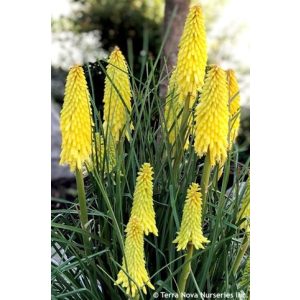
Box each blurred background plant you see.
[51,0,249,196]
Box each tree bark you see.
[160,0,190,98]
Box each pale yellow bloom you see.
[103,46,132,142]
[131,163,158,236]
[87,132,116,173]
[176,4,207,103]
[115,216,155,297]
[194,65,229,166]
[237,178,250,233]
[227,69,241,147]
[164,5,207,150]
[173,183,209,251]
[60,65,93,172]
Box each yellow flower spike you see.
[237,178,250,233]
[131,163,158,236]
[227,69,241,147]
[176,4,207,103]
[60,65,93,172]
[87,132,116,173]
[103,46,132,142]
[115,216,155,297]
[164,5,207,150]
[173,183,209,251]
[194,65,229,166]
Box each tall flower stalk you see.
[174,183,209,299]
[164,4,207,151]
[116,163,157,298]
[194,65,229,215]
[59,65,93,253]
[103,46,133,143]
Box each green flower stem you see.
[232,233,250,275]
[177,153,211,298]
[75,167,91,254]
[76,168,101,295]
[178,243,194,300]
[201,152,211,224]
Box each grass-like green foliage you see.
[51,35,250,299]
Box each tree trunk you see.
[160,0,190,98]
